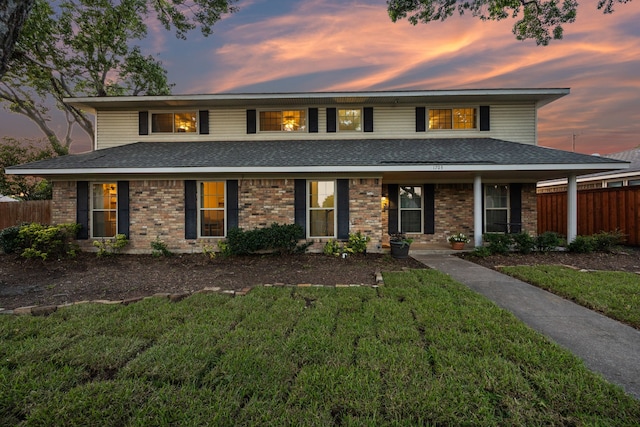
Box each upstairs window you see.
[429,108,476,130]
[151,112,197,133]
[338,109,361,131]
[260,110,306,132]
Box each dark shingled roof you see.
[7,138,626,171]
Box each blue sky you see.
[2,0,639,154]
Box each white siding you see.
[489,104,537,145]
[95,102,539,150]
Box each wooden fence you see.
[537,186,640,246]
[0,200,52,229]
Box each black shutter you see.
[117,181,129,238]
[479,106,490,131]
[416,107,426,132]
[308,108,318,133]
[424,184,435,234]
[387,184,399,235]
[294,180,307,235]
[139,111,149,135]
[184,180,197,239]
[326,108,336,133]
[199,110,209,135]
[227,180,239,231]
[337,179,349,240]
[363,107,373,132]
[509,184,522,234]
[246,109,257,134]
[76,181,89,240]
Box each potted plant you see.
[448,232,470,250]
[389,233,414,259]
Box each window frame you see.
[150,111,198,134]
[484,184,510,233]
[258,109,307,132]
[90,182,117,239]
[307,180,336,238]
[198,180,227,238]
[398,185,423,234]
[428,107,478,131]
[337,108,362,132]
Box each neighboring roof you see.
[64,88,570,111]
[538,146,639,187]
[0,194,18,202]
[7,139,627,179]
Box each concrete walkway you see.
[413,254,640,400]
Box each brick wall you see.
[129,180,191,252]
[51,181,77,225]
[521,183,538,235]
[238,179,295,228]
[49,179,539,253]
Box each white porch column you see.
[473,175,483,247]
[567,173,578,243]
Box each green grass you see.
[1,270,639,426]
[500,265,640,329]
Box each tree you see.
[0,0,237,155]
[0,137,54,200]
[0,0,35,78]
[387,0,631,45]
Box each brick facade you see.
[238,179,295,228]
[50,179,538,253]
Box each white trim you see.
[149,110,198,134]
[398,185,424,234]
[307,179,337,239]
[427,107,478,131]
[337,108,362,132]
[90,182,118,239]
[64,88,570,107]
[484,184,510,233]
[258,108,308,133]
[197,180,227,238]
[9,162,628,176]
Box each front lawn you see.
[500,265,640,329]
[1,269,638,425]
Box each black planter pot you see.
[390,241,410,259]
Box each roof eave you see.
[7,161,626,176]
[63,88,571,110]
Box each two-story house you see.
[6,89,627,253]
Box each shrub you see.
[150,237,172,257]
[535,231,562,253]
[93,234,129,257]
[592,230,626,252]
[483,233,512,255]
[18,223,80,260]
[512,231,536,254]
[346,231,370,254]
[217,240,232,257]
[469,246,492,258]
[323,239,342,257]
[0,224,24,254]
[223,223,305,255]
[568,235,595,253]
[202,244,216,260]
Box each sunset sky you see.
[1,0,639,155]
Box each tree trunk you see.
[0,0,35,78]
